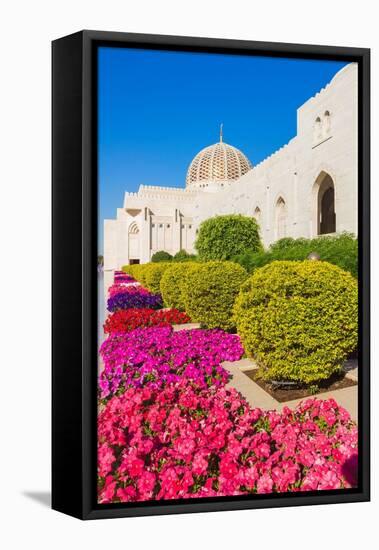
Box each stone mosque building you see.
[104,63,357,273]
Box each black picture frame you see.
[52,30,370,520]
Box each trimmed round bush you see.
[143,263,172,293]
[182,261,248,331]
[160,262,198,311]
[151,250,173,262]
[195,214,262,261]
[234,260,358,384]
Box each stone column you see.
[172,208,182,254]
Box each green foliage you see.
[182,261,248,331]
[234,260,358,384]
[173,249,198,262]
[122,264,147,285]
[160,262,198,311]
[232,233,358,277]
[122,263,165,289]
[195,214,262,261]
[151,250,173,263]
[142,263,172,293]
[122,264,139,278]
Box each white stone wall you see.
[192,63,358,247]
[104,186,199,269]
[104,63,358,268]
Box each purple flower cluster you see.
[114,271,135,284]
[107,289,163,312]
[99,325,244,399]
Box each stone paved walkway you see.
[172,323,201,331]
[222,358,358,422]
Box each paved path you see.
[222,359,358,422]
[172,323,201,331]
[282,386,357,421]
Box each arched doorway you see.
[275,197,287,240]
[316,173,336,235]
[128,222,140,263]
[253,206,261,225]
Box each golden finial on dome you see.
[220,123,223,143]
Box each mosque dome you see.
[186,126,252,190]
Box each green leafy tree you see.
[195,214,262,261]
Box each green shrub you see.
[122,264,151,286]
[160,262,198,311]
[173,249,198,262]
[143,263,172,293]
[234,260,358,384]
[182,261,248,331]
[151,250,173,263]
[232,233,358,277]
[122,264,141,280]
[231,249,269,273]
[195,214,262,261]
[122,264,133,275]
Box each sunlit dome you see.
[186,125,252,190]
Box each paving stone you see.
[172,323,201,331]
[280,386,358,422]
[224,362,278,410]
[222,361,358,422]
[343,359,358,382]
[223,358,258,372]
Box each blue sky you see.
[98,47,347,253]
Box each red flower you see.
[104,308,191,334]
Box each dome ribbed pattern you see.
[186,141,252,189]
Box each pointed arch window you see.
[253,206,261,224]
[275,197,287,240]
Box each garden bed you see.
[96,268,359,503]
[244,369,357,402]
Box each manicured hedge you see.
[160,262,198,311]
[233,233,358,277]
[195,214,262,261]
[234,260,358,384]
[122,264,148,285]
[182,261,248,331]
[151,250,173,262]
[173,249,198,262]
[142,263,172,293]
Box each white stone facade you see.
[104,63,357,270]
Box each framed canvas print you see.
[52,30,370,520]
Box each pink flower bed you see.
[99,325,243,398]
[98,381,358,503]
[98,270,358,503]
[114,271,136,283]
